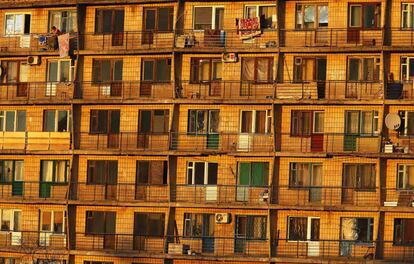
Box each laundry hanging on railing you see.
[238,17,261,40]
[58,33,70,57]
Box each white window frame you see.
[400,56,414,81]
[313,111,324,134]
[44,110,71,132]
[349,4,362,28]
[192,6,224,30]
[0,110,23,132]
[47,59,74,83]
[287,216,320,242]
[0,209,21,232]
[402,3,414,28]
[40,210,66,234]
[239,110,272,134]
[4,13,31,36]
[186,161,216,185]
[244,4,277,28]
[400,111,414,136]
[48,10,77,33]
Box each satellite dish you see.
[385,113,401,130]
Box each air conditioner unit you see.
[215,213,231,224]
[222,53,238,63]
[294,57,302,65]
[27,56,40,65]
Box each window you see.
[187,162,218,185]
[313,112,324,133]
[397,164,414,190]
[288,217,320,241]
[136,161,167,185]
[293,57,327,82]
[48,60,73,83]
[40,160,69,183]
[343,164,376,190]
[0,61,28,84]
[398,111,414,136]
[345,110,379,136]
[402,3,414,28]
[193,6,224,30]
[394,218,414,245]
[40,210,65,233]
[134,213,164,236]
[400,56,414,81]
[190,58,222,83]
[87,160,118,185]
[0,160,24,183]
[139,110,169,134]
[241,57,273,83]
[245,5,277,29]
[291,111,325,136]
[348,58,380,82]
[43,110,70,132]
[95,9,124,34]
[0,258,17,264]
[235,215,266,240]
[349,3,381,28]
[49,10,77,33]
[238,162,269,187]
[92,59,123,83]
[37,260,65,264]
[289,163,322,188]
[341,217,373,243]
[187,109,219,134]
[240,110,271,134]
[143,7,173,32]
[142,59,171,83]
[84,262,112,264]
[296,4,328,29]
[85,211,116,235]
[90,110,120,134]
[0,110,26,132]
[183,213,214,238]
[0,209,21,231]
[4,14,31,35]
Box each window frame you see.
[348,3,381,29]
[48,10,77,33]
[295,3,328,30]
[0,60,28,84]
[89,109,120,134]
[143,7,174,33]
[40,160,69,184]
[94,9,124,34]
[287,216,320,242]
[85,211,116,235]
[186,161,218,185]
[192,6,224,30]
[43,109,71,132]
[340,217,374,244]
[241,57,274,84]
[136,160,168,185]
[0,160,24,183]
[190,58,222,84]
[397,164,414,190]
[4,13,31,36]
[92,59,123,83]
[347,57,380,82]
[393,218,414,246]
[0,209,21,232]
[289,162,323,188]
[87,160,118,185]
[134,212,165,237]
[240,110,272,134]
[402,3,414,29]
[141,58,171,83]
[235,215,267,240]
[40,210,66,234]
[0,110,26,132]
[47,59,74,83]
[187,109,219,135]
[244,4,277,29]
[344,110,379,136]
[343,163,376,191]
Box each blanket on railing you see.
[238,17,261,40]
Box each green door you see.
[344,135,357,151]
[237,163,251,201]
[12,181,23,196]
[206,134,219,149]
[251,162,267,187]
[39,182,52,198]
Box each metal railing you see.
[0,82,73,102]
[0,230,67,250]
[0,33,77,53]
[0,181,68,200]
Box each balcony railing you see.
[81,81,174,100]
[172,184,270,205]
[78,132,169,152]
[281,28,383,47]
[0,230,66,250]
[390,28,414,46]
[170,132,274,152]
[71,182,168,202]
[0,33,77,53]
[0,82,73,102]
[0,181,68,200]
[0,131,71,152]
[386,81,414,100]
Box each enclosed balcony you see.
[0,131,71,152]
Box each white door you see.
[307,217,320,256]
[205,186,217,201]
[39,232,52,246]
[238,111,253,151]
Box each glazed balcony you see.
[170,132,274,153]
[80,81,174,101]
[71,182,168,203]
[0,230,67,250]
[0,33,77,54]
[0,181,68,201]
[80,31,174,52]
[276,186,380,207]
[278,133,382,154]
[385,81,414,100]
[78,132,169,152]
[175,29,277,50]
[281,28,383,48]
[0,131,71,152]
[172,184,270,205]
[0,82,74,103]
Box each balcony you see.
[80,31,174,52]
[390,28,414,47]
[0,231,66,250]
[0,82,73,103]
[276,186,380,207]
[170,132,274,153]
[276,80,383,101]
[385,81,414,100]
[175,29,277,50]
[0,132,71,152]
[72,182,168,203]
[172,184,270,205]
[0,181,68,201]
[281,28,383,48]
[0,33,77,54]
[384,136,414,155]
[78,132,169,152]
[279,133,382,154]
[80,81,174,100]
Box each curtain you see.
[242,59,255,81]
[341,218,358,240]
[257,59,269,82]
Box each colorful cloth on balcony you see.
[238,17,261,40]
[58,33,70,57]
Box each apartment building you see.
[0,0,413,264]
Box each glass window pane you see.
[155,59,168,82]
[13,211,21,232]
[14,161,24,181]
[304,6,316,29]
[158,8,172,31]
[318,6,328,27]
[41,211,52,231]
[199,60,210,81]
[60,61,70,82]
[44,110,56,132]
[349,59,361,81]
[346,111,360,134]
[314,112,324,133]
[194,7,212,30]
[54,211,64,233]
[1,210,11,231]
[143,61,154,81]
[48,62,58,82]
[16,111,26,132]
[364,5,376,28]
[5,111,15,132]
[41,161,54,182]
[242,58,255,81]
[56,161,67,183]
[4,161,13,182]
[57,111,68,132]
[257,59,270,82]
[153,110,166,133]
[350,6,362,27]
[246,6,256,18]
